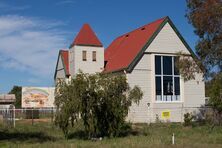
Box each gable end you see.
[127,17,198,73]
[54,50,69,80]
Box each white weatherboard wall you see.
[147,22,190,54]
[126,22,205,123]
[69,45,104,75]
[69,48,75,76]
[126,54,152,123]
[149,54,185,123]
[55,55,66,79]
[183,73,205,107]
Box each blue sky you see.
[0,0,198,93]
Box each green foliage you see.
[183,0,222,126]
[184,112,194,126]
[186,0,222,75]
[8,85,22,108]
[208,74,222,112]
[178,0,221,80]
[208,74,222,125]
[54,72,143,138]
[175,53,202,81]
[54,79,80,138]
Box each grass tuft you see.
[0,119,222,147]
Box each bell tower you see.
[69,24,104,76]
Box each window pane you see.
[163,76,173,95]
[155,76,162,101]
[92,51,96,61]
[155,76,161,95]
[163,56,172,75]
[174,77,180,95]
[82,51,87,61]
[155,56,161,75]
[174,57,180,75]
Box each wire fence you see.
[0,106,213,127]
[0,108,56,127]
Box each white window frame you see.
[155,55,181,102]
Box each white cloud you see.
[0,15,68,79]
[55,0,76,6]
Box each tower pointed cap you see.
[71,24,103,47]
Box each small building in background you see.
[0,94,15,122]
[0,94,15,109]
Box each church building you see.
[54,17,205,123]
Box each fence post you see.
[32,108,34,125]
[13,106,15,128]
[51,107,54,124]
[172,133,175,145]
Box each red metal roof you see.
[60,50,70,75]
[71,24,103,47]
[104,17,166,72]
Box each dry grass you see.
[0,119,222,148]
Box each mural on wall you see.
[22,87,55,108]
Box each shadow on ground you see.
[68,130,88,139]
[67,129,140,140]
[0,130,56,143]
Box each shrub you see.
[184,112,194,126]
[208,74,222,125]
[54,72,143,138]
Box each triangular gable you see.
[104,16,197,73]
[146,22,190,54]
[127,17,197,72]
[70,24,103,48]
[61,50,69,75]
[54,50,70,80]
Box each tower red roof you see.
[71,24,103,47]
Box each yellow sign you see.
[161,110,171,119]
